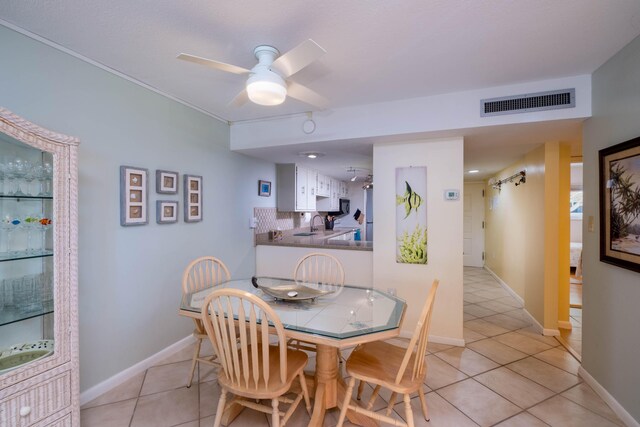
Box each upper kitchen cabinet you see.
[0,107,79,426]
[276,164,316,212]
[316,173,330,197]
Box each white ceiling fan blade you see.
[287,81,329,109]
[228,89,249,107]
[271,39,326,78]
[177,53,251,75]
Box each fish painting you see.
[396,180,423,219]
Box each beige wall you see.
[373,138,464,344]
[485,142,570,331]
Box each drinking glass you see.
[23,214,41,253]
[1,215,21,255]
[12,158,30,197]
[40,217,53,251]
[0,163,6,195]
[24,164,36,196]
[42,162,53,197]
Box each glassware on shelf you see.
[11,159,31,197]
[23,214,41,253]
[0,216,12,254]
[0,163,6,195]
[41,162,53,197]
[39,217,53,251]
[1,215,22,255]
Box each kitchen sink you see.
[293,232,316,236]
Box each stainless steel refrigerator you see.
[365,187,373,241]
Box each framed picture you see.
[156,170,179,194]
[184,174,203,222]
[599,135,640,273]
[258,180,271,197]
[395,167,427,264]
[156,200,178,224]
[120,165,148,226]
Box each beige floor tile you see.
[174,421,199,427]
[464,292,490,304]
[506,357,581,393]
[435,347,499,376]
[200,407,269,427]
[466,339,528,365]
[528,395,619,427]
[494,296,523,308]
[155,343,197,366]
[392,393,478,427]
[463,327,487,343]
[476,299,516,313]
[424,354,468,390]
[463,304,498,318]
[514,327,560,346]
[474,367,555,409]
[502,309,531,322]
[131,386,199,427]
[348,381,389,412]
[463,312,477,321]
[463,319,511,337]
[437,379,520,426]
[483,314,531,331]
[140,360,193,396]
[80,398,137,427]
[494,332,554,355]
[199,362,219,383]
[427,341,455,353]
[199,380,222,419]
[82,372,144,409]
[533,347,580,375]
[494,412,550,426]
[561,383,624,426]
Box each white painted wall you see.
[0,25,274,391]
[333,181,366,236]
[582,34,640,423]
[231,75,591,150]
[373,138,464,344]
[256,245,373,286]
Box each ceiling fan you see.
[177,39,328,109]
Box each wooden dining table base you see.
[307,344,379,427]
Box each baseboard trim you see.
[484,266,524,306]
[578,366,640,427]
[542,328,560,336]
[80,335,195,406]
[558,320,573,330]
[399,330,465,347]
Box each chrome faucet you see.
[310,214,324,232]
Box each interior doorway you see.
[463,183,485,267]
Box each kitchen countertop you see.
[255,227,373,251]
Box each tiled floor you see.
[81,268,621,426]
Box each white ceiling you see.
[1,1,639,180]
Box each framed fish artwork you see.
[396,166,427,264]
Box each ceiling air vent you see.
[481,89,575,117]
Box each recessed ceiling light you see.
[467,169,479,174]
[298,151,325,159]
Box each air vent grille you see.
[481,89,575,117]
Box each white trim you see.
[0,19,229,125]
[399,330,465,347]
[578,366,640,427]
[558,320,573,330]
[79,335,195,406]
[543,328,560,336]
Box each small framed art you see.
[184,174,203,222]
[156,200,178,224]
[259,180,271,197]
[156,170,179,194]
[599,135,640,273]
[120,165,148,226]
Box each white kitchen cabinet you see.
[277,164,316,212]
[0,108,79,426]
[317,178,340,212]
[316,173,330,197]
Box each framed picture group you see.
[120,166,203,226]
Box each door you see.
[365,187,374,241]
[463,183,485,267]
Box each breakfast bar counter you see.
[255,227,373,251]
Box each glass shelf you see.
[0,300,54,327]
[0,250,53,263]
[0,195,53,200]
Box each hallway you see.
[80,268,622,426]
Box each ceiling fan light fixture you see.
[246,72,287,106]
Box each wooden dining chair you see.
[182,256,231,388]
[201,288,311,427]
[290,252,345,353]
[336,280,439,427]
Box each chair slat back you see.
[182,256,231,294]
[294,253,345,290]
[394,280,439,384]
[201,288,288,389]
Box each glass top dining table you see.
[179,277,406,345]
